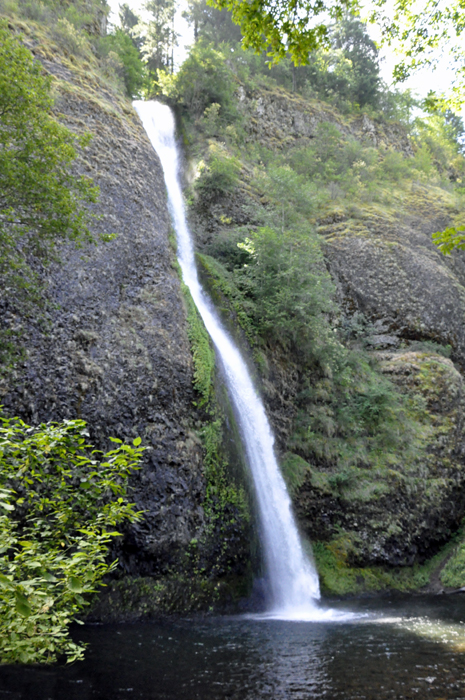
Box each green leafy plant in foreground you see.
[0,415,145,664]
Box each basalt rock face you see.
[237,84,414,154]
[193,82,465,577]
[0,55,207,577]
[237,84,465,369]
[323,212,465,369]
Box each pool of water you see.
[2,596,465,700]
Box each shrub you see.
[381,149,411,181]
[235,226,337,365]
[98,29,145,97]
[195,145,241,201]
[52,18,90,57]
[0,415,144,664]
[168,42,236,120]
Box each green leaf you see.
[133,437,141,446]
[41,572,58,582]
[15,591,32,617]
[67,576,84,593]
[0,500,14,511]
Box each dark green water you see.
[2,596,465,700]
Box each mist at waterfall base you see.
[133,99,334,620]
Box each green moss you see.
[314,535,457,596]
[440,527,465,588]
[196,252,256,345]
[88,575,250,621]
[281,453,311,494]
[181,282,215,406]
[201,418,249,521]
[180,278,251,586]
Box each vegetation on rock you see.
[181,283,252,588]
[4,0,465,620]
[163,26,465,592]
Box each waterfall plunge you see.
[134,100,323,619]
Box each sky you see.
[106,0,460,109]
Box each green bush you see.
[381,149,411,181]
[98,29,145,97]
[52,17,91,57]
[195,145,241,201]
[164,42,236,120]
[0,416,144,664]
[235,226,337,364]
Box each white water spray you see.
[134,100,322,617]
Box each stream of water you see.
[133,100,322,618]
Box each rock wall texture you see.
[0,49,206,577]
[190,80,465,580]
[237,84,414,154]
[239,85,465,573]
[323,209,465,369]
[296,351,465,567]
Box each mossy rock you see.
[87,575,251,622]
[295,352,465,570]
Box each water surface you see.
[2,596,465,700]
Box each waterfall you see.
[134,100,322,618]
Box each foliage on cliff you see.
[0,415,144,664]
[168,37,465,587]
[181,283,252,586]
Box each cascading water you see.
[134,100,322,618]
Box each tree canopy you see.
[208,0,465,108]
[372,0,465,111]
[0,22,96,260]
[209,0,357,64]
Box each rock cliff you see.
[0,25,251,605]
[4,14,465,604]
[187,77,465,592]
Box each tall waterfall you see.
[134,101,321,617]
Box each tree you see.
[101,28,145,96]
[0,23,96,257]
[236,226,337,364]
[209,0,465,109]
[0,415,144,664]
[371,0,465,111]
[160,42,236,120]
[184,0,242,44]
[210,0,357,64]
[119,2,145,53]
[331,15,380,107]
[0,22,97,368]
[142,0,178,74]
